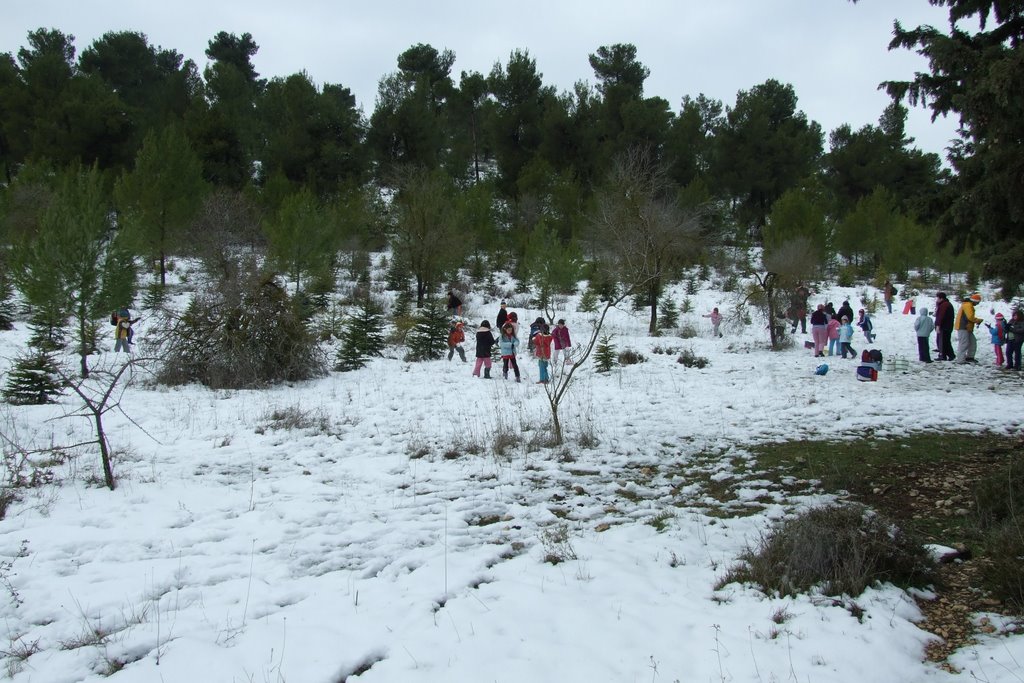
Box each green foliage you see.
[593,334,616,373]
[685,277,698,295]
[764,186,828,263]
[405,300,450,361]
[264,187,340,292]
[677,348,708,368]
[336,298,386,371]
[680,297,693,314]
[718,504,933,598]
[578,287,598,313]
[115,123,206,285]
[0,266,15,330]
[2,349,64,405]
[657,295,679,329]
[157,273,326,389]
[521,221,582,312]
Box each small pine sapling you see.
[2,349,65,405]
[335,299,385,371]
[405,300,450,361]
[658,296,679,329]
[578,287,598,313]
[594,334,617,373]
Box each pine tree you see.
[594,334,617,373]
[405,300,450,361]
[2,349,64,405]
[578,287,598,313]
[336,299,385,371]
[658,296,679,329]
[0,268,14,331]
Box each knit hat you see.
[970,293,982,303]
[995,312,1004,320]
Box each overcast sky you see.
[2,0,960,158]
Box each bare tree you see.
[588,146,704,333]
[746,237,820,349]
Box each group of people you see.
[448,300,573,384]
[807,299,874,359]
[915,292,1024,369]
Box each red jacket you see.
[533,333,553,360]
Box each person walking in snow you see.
[472,321,497,378]
[856,309,875,343]
[533,323,553,384]
[446,290,463,317]
[836,300,854,325]
[498,323,521,382]
[527,316,545,356]
[551,318,572,364]
[495,300,509,330]
[703,307,724,338]
[447,321,467,362]
[914,307,934,363]
[112,308,139,353]
[883,280,896,314]
[839,316,856,359]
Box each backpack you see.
[856,365,878,382]
[868,349,883,364]
[110,312,118,326]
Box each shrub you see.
[594,334,616,372]
[157,273,326,389]
[678,322,698,339]
[2,349,64,405]
[971,455,1024,611]
[617,348,646,366]
[677,348,709,368]
[336,297,386,371]
[717,504,934,597]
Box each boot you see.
[484,368,491,379]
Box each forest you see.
[0,0,1021,387]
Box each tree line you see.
[0,0,1020,350]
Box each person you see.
[791,284,809,334]
[527,316,546,356]
[824,301,837,319]
[506,311,520,338]
[1004,309,1024,371]
[836,300,854,325]
[856,309,875,343]
[472,321,496,378]
[704,307,724,338]
[883,280,896,314]
[914,307,935,363]
[935,292,956,361]
[112,308,139,353]
[498,323,521,382]
[827,316,841,357]
[496,301,509,329]
[838,316,856,359]
[447,320,466,362]
[810,304,829,357]
[954,292,984,364]
[985,312,1006,366]
[551,319,572,364]
[446,290,463,317]
[533,323,553,384]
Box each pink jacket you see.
[827,318,840,340]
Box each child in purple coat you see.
[551,319,572,364]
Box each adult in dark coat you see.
[934,292,956,361]
[496,301,508,329]
[836,300,854,324]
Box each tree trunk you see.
[94,410,115,490]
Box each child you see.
[986,312,1006,366]
[498,323,521,382]
[551,319,572,364]
[914,307,934,363]
[447,320,466,362]
[472,321,496,378]
[112,308,140,353]
[527,316,545,356]
[839,316,856,359]
[856,309,875,343]
[533,323,553,384]
[827,316,840,357]
[506,311,520,338]
[703,308,723,338]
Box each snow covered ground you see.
[1,275,1022,683]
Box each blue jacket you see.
[498,335,519,357]
[838,323,854,343]
[988,322,1005,345]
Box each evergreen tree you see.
[578,287,598,313]
[335,298,385,371]
[2,349,64,405]
[594,334,617,373]
[658,296,679,329]
[0,265,15,330]
[405,300,449,361]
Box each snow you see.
[1,274,1023,682]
